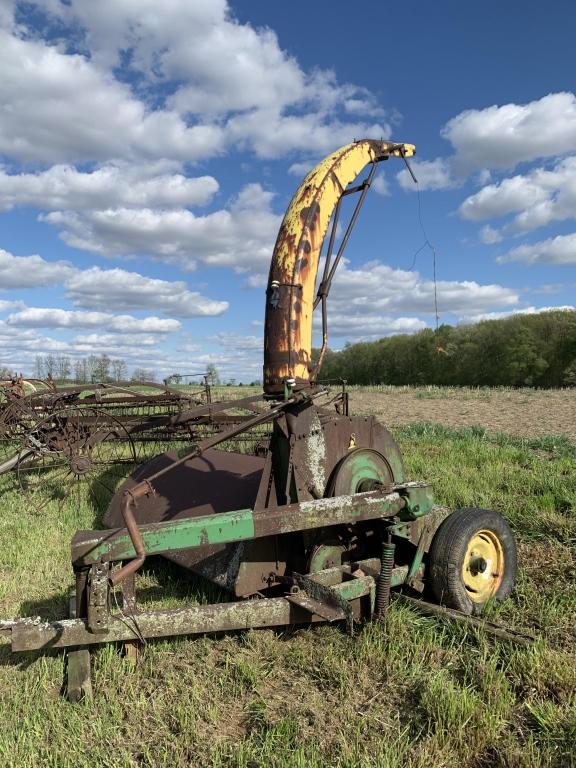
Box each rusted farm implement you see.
[0,377,211,456]
[1,140,524,700]
[0,378,268,503]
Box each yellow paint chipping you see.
[263,140,415,393]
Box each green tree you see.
[563,360,576,387]
[131,367,155,383]
[93,354,111,382]
[313,310,576,388]
[55,356,71,382]
[34,355,44,379]
[74,359,88,384]
[0,366,15,380]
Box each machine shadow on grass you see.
[0,644,46,673]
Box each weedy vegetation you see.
[0,387,574,767]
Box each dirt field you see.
[350,386,576,440]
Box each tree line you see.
[317,310,576,388]
[32,354,156,384]
[25,358,256,387]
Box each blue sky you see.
[0,0,575,382]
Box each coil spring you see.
[375,540,396,617]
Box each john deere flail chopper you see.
[1,140,520,700]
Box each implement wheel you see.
[428,508,517,615]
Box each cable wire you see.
[416,186,440,331]
[404,175,440,332]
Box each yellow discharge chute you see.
[263,139,416,396]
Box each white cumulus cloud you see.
[329,260,519,316]
[396,92,576,198]
[497,233,576,265]
[0,248,74,289]
[210,332,262,350]
[459,155,576,237]
[372,173,390,196]
[73,333,160,348]
[397,158,455,191]
[41,183,281,274]
[479,225,503,245]
[6,307,181,333]
[443,92,576,173]
[306,259,520,344]
[64,266,228,317]
[326,314,427,340]
[0,29,224,165]
[0,299,24,312]
[5,0,389,164]
[0,165,219,211]
[225,110,388,160]
[459,306,576,322]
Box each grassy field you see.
[0,386,575,767]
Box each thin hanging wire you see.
[417,186,440,331]
[405,175,440,332]
[112,584,147,645]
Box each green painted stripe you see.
[89,508,256,563]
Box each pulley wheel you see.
[306,448,394,573]
[328,448,394,497]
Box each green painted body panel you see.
[75,484,433,567]
[85,509,256,563]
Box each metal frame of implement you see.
[1,481,438,709]
[2,483,429,653]
[0,475,529,661]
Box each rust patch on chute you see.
[263,140,415,396]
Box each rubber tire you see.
[428,507,517,615]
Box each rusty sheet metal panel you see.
[103,447,265,586]
[263,139,415,396]
[103,448,265,528]
[233,408,405,596]
[285,412,406,504]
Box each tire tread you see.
[428,507,517,615]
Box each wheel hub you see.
[69,454,92,476]
[462,529,504,603]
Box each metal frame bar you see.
[311,161,378,380]
[72,485,428,569]
[3,560,413,652]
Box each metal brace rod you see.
[393,593,535,645]
[310,161,378,381]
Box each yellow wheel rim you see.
[461,529,504,603]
